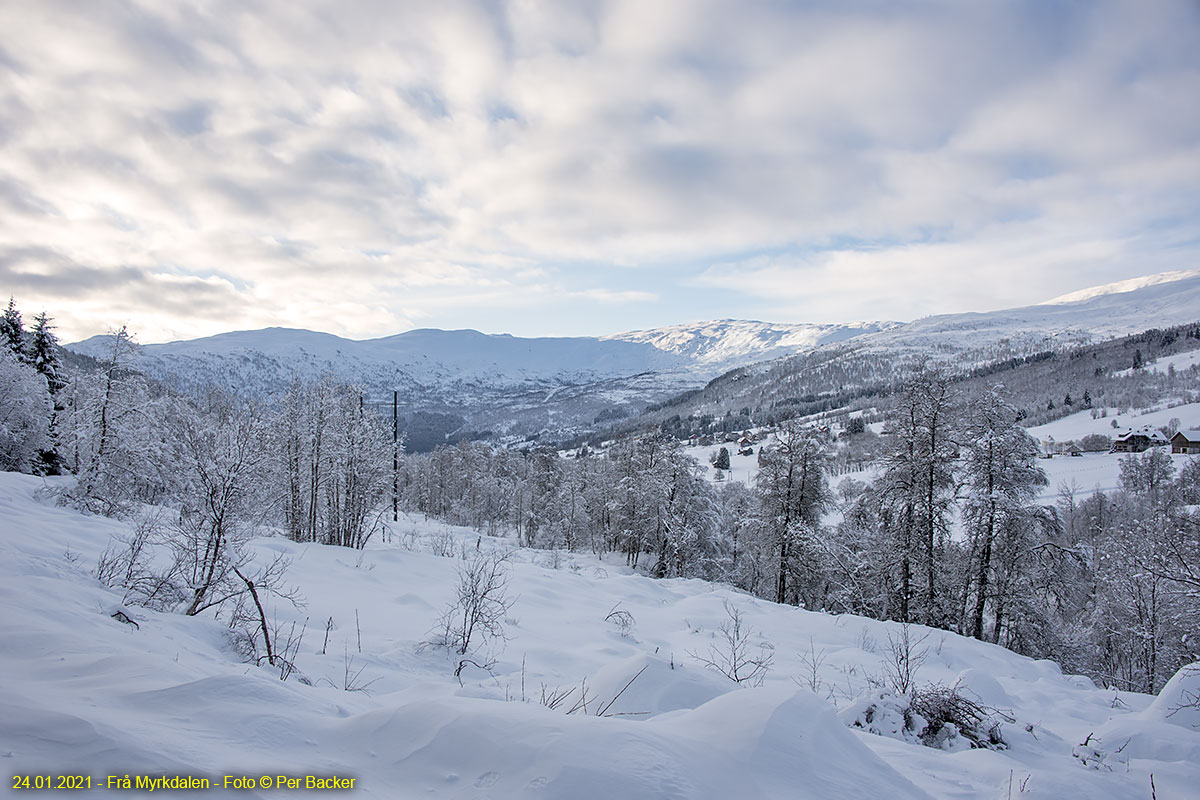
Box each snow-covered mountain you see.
[66,320,896,445]
[604,319,898,367]
[69,327,688,388]
[1040,269,1200,305]
[65,270,1200,444]
[70,319,895,390]
[615,270,1200,430]
[853,269,1200,358]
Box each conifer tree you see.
[1,297,27,360]
[27,312,64,394]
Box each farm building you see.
[1171,430,1200,454]
[1112,425,1169,453]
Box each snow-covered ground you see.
[1028,402,1200,444]
[3,472,1198,799]
[1140,349,1200,376]
[682,443,761,486]
[1112,349,1200,379]
[1022,403,1199,502]
[1026,450,1190,504]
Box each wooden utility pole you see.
[392,390,399,522]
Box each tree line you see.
[2,299,1195,692]
[400,366,1199,693]
[0,301,398,665]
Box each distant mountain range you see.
[67,270,1200,448]
[604,320,900,366]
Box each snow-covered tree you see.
[171,391,274,615]
[604,434,718,577]
[1,297,27,361]
[322,385,393,548]
[271,377,392,548]
[959,387,1047,640]
[27,312,64,395]
[873,367,959,624]
[60,326,171,514]
[0,347,51,472]
[755,420,830,607]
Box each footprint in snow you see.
[474,771,500,788]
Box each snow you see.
[62,271,1200,448]
[70,326,689,387]
[1039,269,1200,305]
[682,443,761,486]
[865,270,1200,357]
[1021,403,1200,501]
[67,320,899,395]
[955,402,1200,503]
[1113,348,1200,378]
[3,472,1197,799]
[1029,402,1200,441]
[1145,663,1200,731]
[605,319,897,370]
[1031,453,1128,503]
[953,669,1015,710]
[1143,348,1200,376]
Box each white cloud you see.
[0,0,1196,341]
[573,289,658,304]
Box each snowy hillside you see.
[63,270,1200,444]
[605,319,898,369]
[1041,269,1200,305]
[866,270,1200,355]
[3,471,1196,799]
[67,319,897,402]
[65,328,703,446]
[69,327,689,389]
[62,321,897,447]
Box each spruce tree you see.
[1,297,26,360]
[28,312,64,394]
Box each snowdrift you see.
[1,472,1195,799]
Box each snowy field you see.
[1028,450,1196,505]
[3,472,1198,799]
[1024,404,1200,503]
[1027,402,1200,444]
[1113,349,1200,379]
[682,444,761,486]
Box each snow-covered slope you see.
[3,471,1196,799]
[1040,269,1200,305]
[867,270,1200,354]
[69,319,895,392]
[70,327,689,388]
[605,319,898,369]
[64,270,1200,442]
[65,321,892,444]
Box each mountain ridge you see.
[65,270,1200,445]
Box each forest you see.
[2,297,1198,694]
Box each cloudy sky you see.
[1,0,1198,343]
